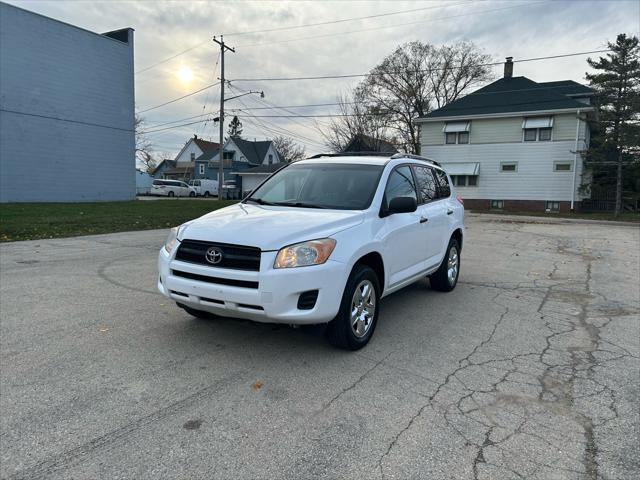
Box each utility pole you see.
[213,35,234,200]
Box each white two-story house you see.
[416,58,594,213]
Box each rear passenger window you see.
[384,166,417,211]
[412,166,437,203]
[433,169,451,198]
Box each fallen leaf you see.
[251,381,263,391]
[99,328,109,332]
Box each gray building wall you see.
[0,3,135,202]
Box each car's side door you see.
[380,165,428,287]
[411,164,448,269]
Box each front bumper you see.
[157,246,348,324]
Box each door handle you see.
[447,209,454,215]
[419,217,428,224]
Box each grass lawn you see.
[0,199,237,242]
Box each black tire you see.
[189,191,196,197]
[167,191,175,197]
[429,238,460,292]
[326,264,380,350]
[177,303,217,319]
[204,191,210,198]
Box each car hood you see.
[179,203,364,251]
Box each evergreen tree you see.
[585,34,639,216]
[227,116,243,138]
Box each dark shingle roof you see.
[421,76,593,119]
[232,138,273,164]
[342,134,398,154]
[236,163,287,174]
[192,137,220,153]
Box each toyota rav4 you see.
[157,154,464,350]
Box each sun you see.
[177,66,193,85]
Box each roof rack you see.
[308,152,391,159]
[390,153,441,167]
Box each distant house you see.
[235,163,287,195]
[152,135,219,181]
[342,134,398,154]
[416,57,595,213]
[194,137,283,191]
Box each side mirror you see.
[388,196,417,215]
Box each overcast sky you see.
[7,0,640,158]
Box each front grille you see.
[172,269,259,289]
[176,240,261,271]
[297,290,319,310]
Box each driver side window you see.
[383,165,417,212]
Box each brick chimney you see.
[504,57,513,79]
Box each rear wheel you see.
[429,238,460,292]
[326,265,380,350]
[167,191,175,197]
[204,191,210,197]
[177,303,217,319]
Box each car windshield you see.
[245,163,384,210]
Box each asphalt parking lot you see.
[1,215,638,479]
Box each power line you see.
[136,40,211,75]
[222,1,470,37]
[234,1,545,49]
[230,49,610,82]
[1,108,133,132]
[138,81,220,113]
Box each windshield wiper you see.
[244,197,275,206]
[271,201,326,209]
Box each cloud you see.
[6,0,640,155]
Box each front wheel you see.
[167,191,175,197]
[429,238,460,292]
[189,191,196,197]
[326,265,380,350]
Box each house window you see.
[450,175,479,187]
[501,162,518,172]
[524,129,537,142]
[490,200,504,210]
[538,128,552,141]
[445,132,469,144]
[554,162,572,172]
[199,164,205,175]
[522,117,553,142]
[268,154,273,164]
[190,152,196,160]
[545,201,560,213]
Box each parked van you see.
[151,179,196,197]
[189,179,219,197]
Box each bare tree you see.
[359,41,493,153]
[272,136,307,162]
[135,113,157,173]
[320,90,397,152]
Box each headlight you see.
[274,238,336,269]
[164,226,179,253]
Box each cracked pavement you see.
[1,215,638,479]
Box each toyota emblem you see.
[205,247,223,265]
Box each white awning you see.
[522,116,553,129]
[441,162,480,176]
[443,121,470,133]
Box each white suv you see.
[157,154,464,350]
